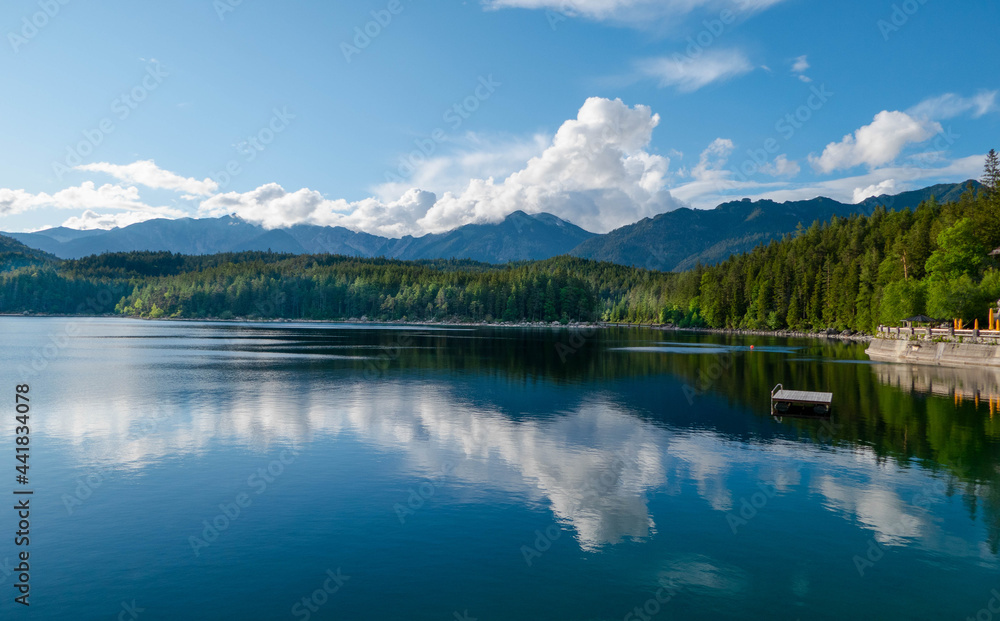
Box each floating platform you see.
[771,384,833,416]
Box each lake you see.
[1,317,998,620]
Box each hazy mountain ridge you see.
[2,181,978,271]
[4,210,598,264]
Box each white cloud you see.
[852,179,897,203]
[483,0,787,24]
[373,132,551,202]
[667,154,984,210]
[760,154,800,178]
[809,111,942,174]
[73,160,218,196]
[691,138,735,181]
[199,184,439,238]
[201,97,682,235]
[59,210,173,230]
[735,155,985,206]
[908,91,998,120]
[0,182,162,216]
[791,55,811,82]
[636,49,754,92]
[664,138,761,206]
[814,477,924,546]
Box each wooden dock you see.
[771,384,833,416]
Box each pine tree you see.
[977,149,1000,247]
[984,149,1000,195]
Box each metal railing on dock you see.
[876,325,1000,339]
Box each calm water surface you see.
[1,318,998,620]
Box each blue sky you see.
[1,0,997,235]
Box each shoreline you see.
[0,312,875,341]
[656,325,873,343]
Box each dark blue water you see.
[1,318,998,620]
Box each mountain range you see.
[570,181,976,271]
[2,181,977,272]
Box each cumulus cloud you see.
[199,185,439,238]
[60,210,175,230]
[691,138,735,181]
[814,476,924,546]
[852,179,897,203]
[74,160,219,196]
[667,138,737,201]
[373,132,551,202]
[668,152,985,210]
[483,0,787,24]
[760,154,800,178]
[809,111,942,174]
[721,154,986,207]
[0,182,159,216]
[791,55,811,83]
[636,49,754,92]
[200,97,682,235]
[908,91,998,120]
[663,138,770,206]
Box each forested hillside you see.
[0,252,607,322]
[692,159,1000,331]
[0,235,57,272]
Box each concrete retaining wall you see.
[866,338,1000,368]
